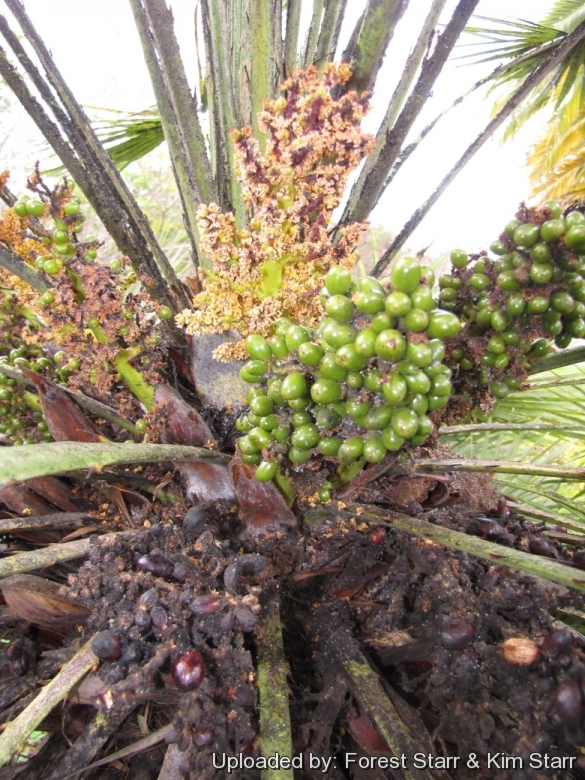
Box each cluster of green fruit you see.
[236,258,461,482]
[13,190,99,278]
[0,301,53,445]
[440,200,585,400]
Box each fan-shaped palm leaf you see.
[87,106,165,170]
[440,362,585,526]
[464,9,585,137]
[527,86,585,202]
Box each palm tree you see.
[3,1,585,776]
[466,1,585,203]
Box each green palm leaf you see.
[440,361,585,526]
[464,9,585,136]
[88,106,165,170]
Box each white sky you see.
[0,0,556,258]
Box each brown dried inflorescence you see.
[0,173,165,414]
[40,257,161,398]
[177,64,375,360]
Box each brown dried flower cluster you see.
[38,258,161,399]
[0,173,162,410]
[0,202,50,268]
[177,64,375,360]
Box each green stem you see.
[319,608,435,780]
[257,588,294,780]
[345,505,585,593]
[88,324,108,343]
[495,477,585,521]
[22,390,42,412]
[201,0,244,222]
[440,422,585,435]
[507,503,585,534]
[302,0,324,69]
[528,346,585,375]
[315,0,344,69]
[415,458,585,480]
[0,245,47,293]
[345,0,409,95]
[526,376,585,390]
[249,0,282,148]
[112,348,155,410]
[0,639,97,767]
[0,441,230,487]
[284,0,302,73]
[273,467,297,507]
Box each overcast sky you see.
[1,0,555,258]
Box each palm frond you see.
[464,6,585,139]
[441,362,585,525]
[542,0,585,32]
[88,106,165,170]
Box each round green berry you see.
[288,446,313,464]
[338,437,364,462]
[27,199,45,217]
[63,201,80,216]
[285,325,311,351]
[450,248,468,268]
[513,223,540,247]
[363,435,386,463]
[353,290,385,315]
[310,378,342,404]
[256,461,278,482]
[426,310,460,340]
[391,408,419,439]
[375,329,405,361]
[318,436,343,456]
[281,372,308,400]
[385,291,411,317]
[40,291,55,305]
[325,266,352,295]
[391,256,421,293]
[325,295,354,323]
[245,334,272,360]
[298,342,324,367]
[380,426,404,451]
[403,308,429,333]
[540,219,565,243]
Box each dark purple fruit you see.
[138,588,159,609]
[235,605,258,632]
[224,563,239,591]
[183,506,205,542]
[368,527,386,545]
[440,617,475,650]
[541,628,572,655]
[192,727,214,747]
[172,651,205,690]
[555,679,584,723]
[474,517,507,541]
[528,536,557,558]
[150,606,169,631]
[134,610,152,630]
[92,631,123,661]
[135,553,174,580]
[236,554,268,575]
[5,641,24,661]
[190,594,223,616]
[573,549,585,570]
[9,649,30,676]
